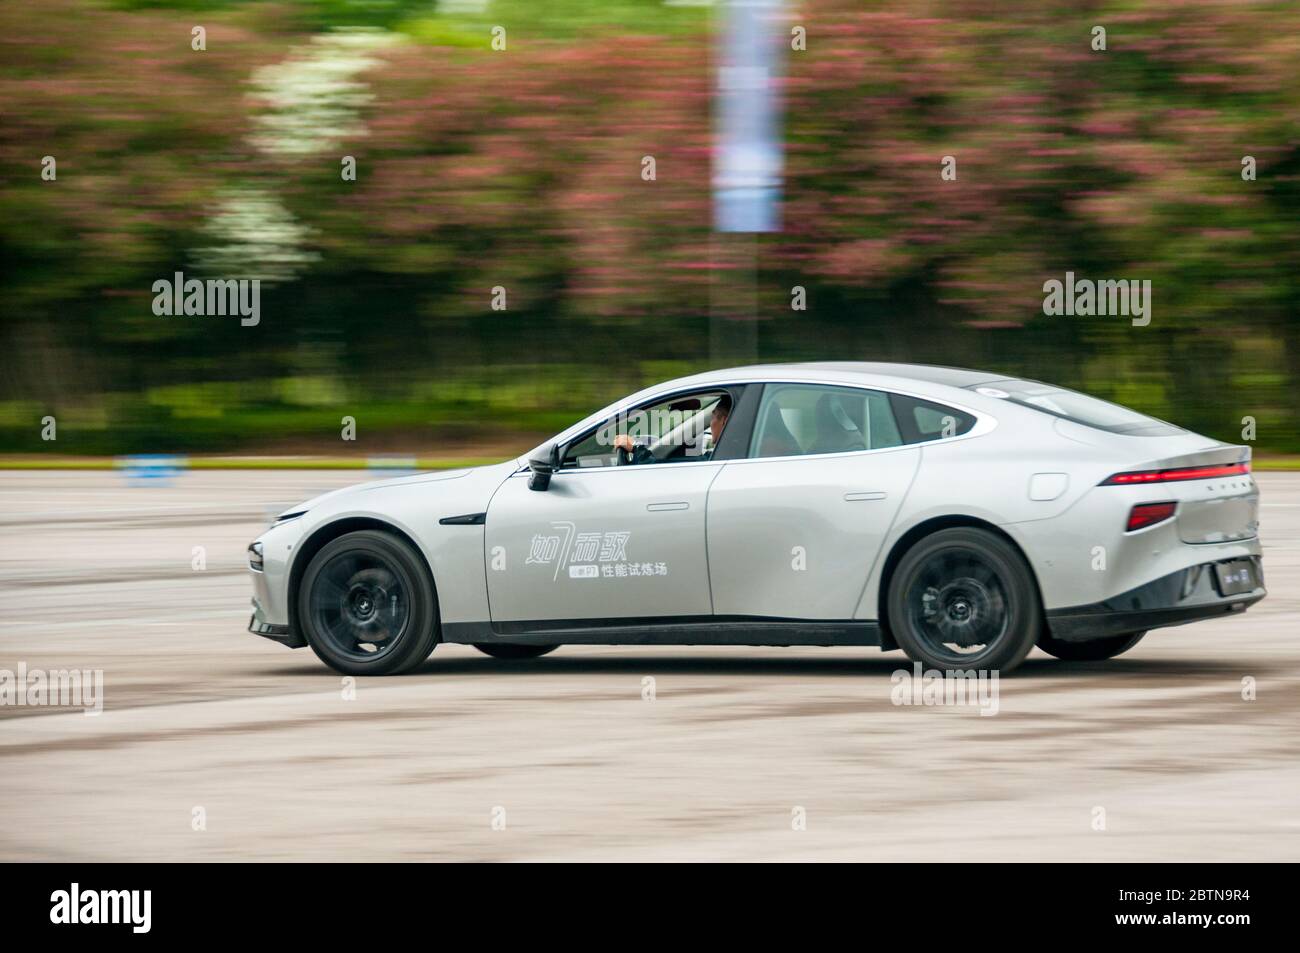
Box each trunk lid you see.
[1055,420,1258,542]
[1123,441,1257,544]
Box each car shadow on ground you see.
[263,652,1254,681]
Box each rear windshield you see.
[967,380,1184,436]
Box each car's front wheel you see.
[1037,630,1146,661]
[474,643,559,660]
[887,527,1041,673]
[298,530,439,675]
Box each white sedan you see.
[247,362,1265,675]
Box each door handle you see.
[647,502,689,512]
[844,492,887,502]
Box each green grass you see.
[104,0,709,37]
[1254,456,1300,470]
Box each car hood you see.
[278,463,512,519]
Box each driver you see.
[613,393,731,465]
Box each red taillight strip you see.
[1101,462,1250,486]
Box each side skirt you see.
[442,616,882,647]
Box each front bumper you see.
[248,518,303,648]
[249,598,304,648]
[1046,556,1265,642]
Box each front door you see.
[485,387,738,625]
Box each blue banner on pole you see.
[714,0,785,233]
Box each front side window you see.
[749,384,903,458]
[562,389,734,469]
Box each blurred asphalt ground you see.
[0,469,1296,861]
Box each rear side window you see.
[749,384,904,458]
[968,380,1184,436]
[889,394,976,444]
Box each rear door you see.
[706,383,920,620]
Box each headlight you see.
[248,542,264,571]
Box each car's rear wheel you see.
[1037,630,1146,661]
[474,643,559,660]
[887,527,1041,673]
[298,530,439,675]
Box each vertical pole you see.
[712,0,785,367]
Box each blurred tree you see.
[1,0,1296,454]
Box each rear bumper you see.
[1046,556,1265,642]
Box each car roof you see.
[538,362,1022,459]
[671,361,1011,390]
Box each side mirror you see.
[528,442,562,491]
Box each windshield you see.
[968,380,1185,436]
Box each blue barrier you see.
[115,455,189,485]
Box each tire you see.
[1037,630,1146,662]
[474,643,559,660]
[297,530,439,675]
[887,527,1041,673]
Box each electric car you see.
[247,362,1265,674]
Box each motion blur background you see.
[3,0,1299,458]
